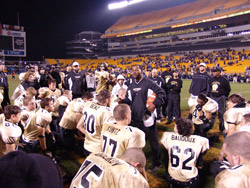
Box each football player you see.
[20,96,37,128]
[223,94,250,136]
[14,87,37,107]
[0,105,22,157]
[70,148,149,188]
[161,118,209,188]
[11,72,36,101]
[53,90,72,120]
[215,132,250,187]
[101,104,145,158]
[38,79,61,101]
[21,98,54,157]
[237,113,250,133]
[188,93,218,137]
[77,89,114,154]
[59,92,93,151]
[38,79,62,132]
[95,63,115,94]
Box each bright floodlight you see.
[108,0,146,10]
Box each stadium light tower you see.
[108,0,147,10]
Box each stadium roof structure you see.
[77,31,103,35]
[102,0,250,38]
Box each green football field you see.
[7,75,250,188]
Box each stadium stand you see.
[45,58,58,65]
[102,0,250,38]
[46,49,250,74]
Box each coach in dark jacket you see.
[189,62,211,96]
[122,65,165,172]
[210,67,231,132]
[65,62,86,99]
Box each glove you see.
[196,104,202,111]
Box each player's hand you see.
[116,98,123,104]
[147,103,156,113]
[18,143,25,148]
[196,104,202,111]
[43,150,53,158]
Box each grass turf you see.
[7,75,250,188]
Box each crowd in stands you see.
[46,49,250,83]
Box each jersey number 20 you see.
[83,111,96,135]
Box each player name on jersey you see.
[171,135,196,143]
[90,103,100,110]
[94,153,122,166]
[107,126,120,135]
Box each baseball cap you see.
[117,74,125,80]
[0,151,62,188]
[0,60,4,65]
[212,67,221,72]
[199,62,206,67]
[72,62,79,67]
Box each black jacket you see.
[149,76,166,91]
[66,70,86,95]
[0,71,10,107]
[189,71,211,96]
[167,77,182,94]
[124,77,166,121]
[210,76,231,97]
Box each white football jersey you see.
[0,120,22,157]
[224,106,250,131]
[161,132,209,182]
[70,153,149,188]
[82,101,114,153]
[215,165,250,188]
[191,97,218,125]
[101,123,145,158]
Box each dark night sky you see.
[0,0,193,60]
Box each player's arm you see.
[5,142,16,153]
[75,112,82,124]
[37,125,46,151]
[227,122,236,136]
[76,115,88,135]
[127,128,146,148]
